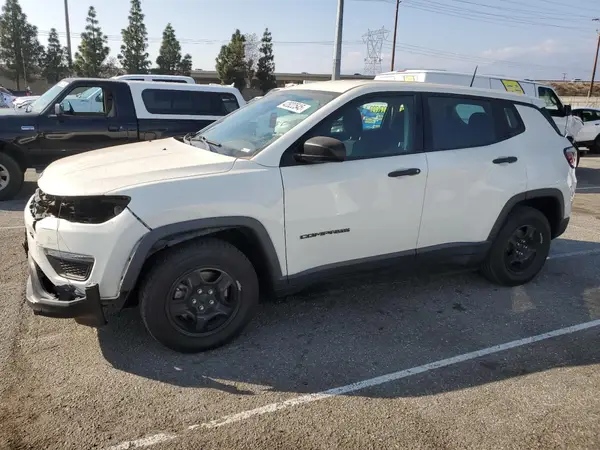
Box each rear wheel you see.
[592,135,600,154]
[140,238,259,353]
[481,206,551,286]
[0,153,24,201]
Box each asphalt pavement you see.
[1,161,599,450]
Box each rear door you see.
[417,93,528,252]
[36,82,136,164]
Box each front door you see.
[34,84,131,167]
[280,93,428,277]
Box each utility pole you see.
[64,0,73,68]
[391,0,401,71]
[589,19,600,98]
[332,0,344,80]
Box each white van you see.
[375,70,583,146]
[112,74,195,84]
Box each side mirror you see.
[564,104,572,116]
[54,103,63,116]
[294,136,346,164]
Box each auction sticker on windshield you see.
[277,100,312,114]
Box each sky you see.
[15,0,600,80]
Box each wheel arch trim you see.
[487,188,565,242]
[119,216,285,298]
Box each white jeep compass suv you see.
[24,81,577,353]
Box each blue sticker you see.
[21,126,35,131]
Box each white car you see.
[12,95,40,109]
[24,80,577,353]
[572,107,600,152]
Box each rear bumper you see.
[25,255,106,327]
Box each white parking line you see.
[105,318,600,450]
[0,225,25,230]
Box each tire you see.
[0,152,24,201]
[139,238,259,353]
[481,206,551,287]
[592,135,600,154]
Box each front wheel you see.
[481,206,551,286]
[140,238,259,353]
[0,153,24,201]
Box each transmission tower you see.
[363,27,389,75]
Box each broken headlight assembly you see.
[30,189,131,224]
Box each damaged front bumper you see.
[25,252,106,328]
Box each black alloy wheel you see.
[166,268,239,336]
[504,225,543,275]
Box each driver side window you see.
[59,85,107,116]
[310,94,415,160]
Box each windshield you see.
[28,81,69,114]
[189,89,339,157]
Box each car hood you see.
[38,138,237,196]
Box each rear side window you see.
[501,102,525,138]
[141,89,240,116]
[426,96,497,150]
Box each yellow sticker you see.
[403,75,416,82]
[501,79,524,95]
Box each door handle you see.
[108,125,123,132]
[492,156,518,164]
[388,168,421,177]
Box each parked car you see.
[374,69,584,148]
[12,96,40,110]
[0,77,245,200]
[24,80,576,353]
[572,107,600,152]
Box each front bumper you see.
[25,255,106,327]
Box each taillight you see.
[564,146,577,168]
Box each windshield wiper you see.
[197,135,222,148]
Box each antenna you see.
[363,27,390,75]
[469,65,478,87]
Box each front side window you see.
[538,86,564,117]
[427,96,497,150]
[580,110,600,122]
[59,85,107,115]
[186,89,339,157]
[309,94,415,159]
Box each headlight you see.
[30,190,130,224]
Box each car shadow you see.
[97,238,600,398]
[0,180,36,211]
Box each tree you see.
[256,28,276,94]
[215,29,246,91]
[101,56,124,78]
[73,6,110,77]
[42,28,68,83]
[0,0,44,89]
[118,0,150,74]
[156,23,181,75]
[178,53,192,76]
